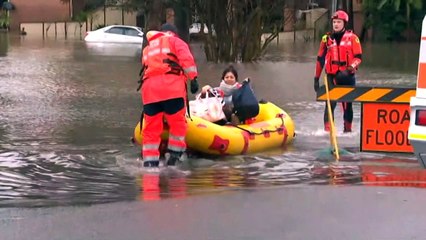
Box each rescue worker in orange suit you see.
[314,10,362,132]
[141,23,199,168]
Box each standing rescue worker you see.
[141,23,199,168]
[314,10,362,132]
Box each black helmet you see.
[160,23,178,34]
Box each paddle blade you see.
[316,146,352,160]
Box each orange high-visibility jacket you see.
[141,31,198,104]
[315,30,362,77]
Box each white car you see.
[84,25,144,44]
[189,23,209,35]
[189,23,215,40]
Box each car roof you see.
[106,25,142,30]
[108,25,136,28]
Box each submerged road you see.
[1,185,425,240]
[0,34,423,240]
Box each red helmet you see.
[331,10,349,22]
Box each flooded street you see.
[0,32,423,209]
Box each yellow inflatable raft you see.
[133,101,295,155]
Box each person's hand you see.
[190,78,199,94]
[336,69,351,81]
[201,85,212,93]
[314,77,319,92]
[243,77,250,83]
[347,65,354,72]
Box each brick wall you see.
[10,0,71,31]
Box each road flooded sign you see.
[361,103,413,153]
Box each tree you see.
[193,0,283,62]
[128,0,175,31]
[127,0,284,62]
[362,0,424,41]
[378,0,423,40]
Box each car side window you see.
[106,27,124,35]
[124,28,140,37]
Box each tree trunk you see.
[146,0,163,31]
[348,0,354,30]
[359,21,368,42]
[173,1,190,43]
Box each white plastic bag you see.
[189,90,226,122]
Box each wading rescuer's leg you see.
[323,101,337,132]
[142,102,165,168]
[335,74,355,133]
[323,75,337,132]
[163,98,187,166]
[142,113,163,167]
[342,102,353,132]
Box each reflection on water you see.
[0,33,423,207]
[85,42,142,59]
[362,42,420,74]
[0,33,8,57]
[1,146,424,206]
[136,153,426,202]
[261,41,420,73]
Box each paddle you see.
[324,75,340,161]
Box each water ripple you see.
[0,150,137,208]
[0,37,422,207]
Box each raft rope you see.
[231,114,286,136]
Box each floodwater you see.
[0,32,423,207]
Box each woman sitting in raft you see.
[201,65,259,125]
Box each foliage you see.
[193,0,283,62]
[74,11,88,23]
[0,1,9,29]
[58,0,104,22]
[363,0,425,41]
[85,0,106,10]
[0,13,8,29]
[95,24,106,30]
[125,0,283,62]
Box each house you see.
[7,0,136,34]
[8,0,76,32]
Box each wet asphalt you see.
[1,185,426,240]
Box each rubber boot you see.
[165,150,183,166]
[324,122,330,132]
[142,160,160,173]
[344,121,352,133]
[143,160,160,168]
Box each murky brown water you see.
[0,32,423,207]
